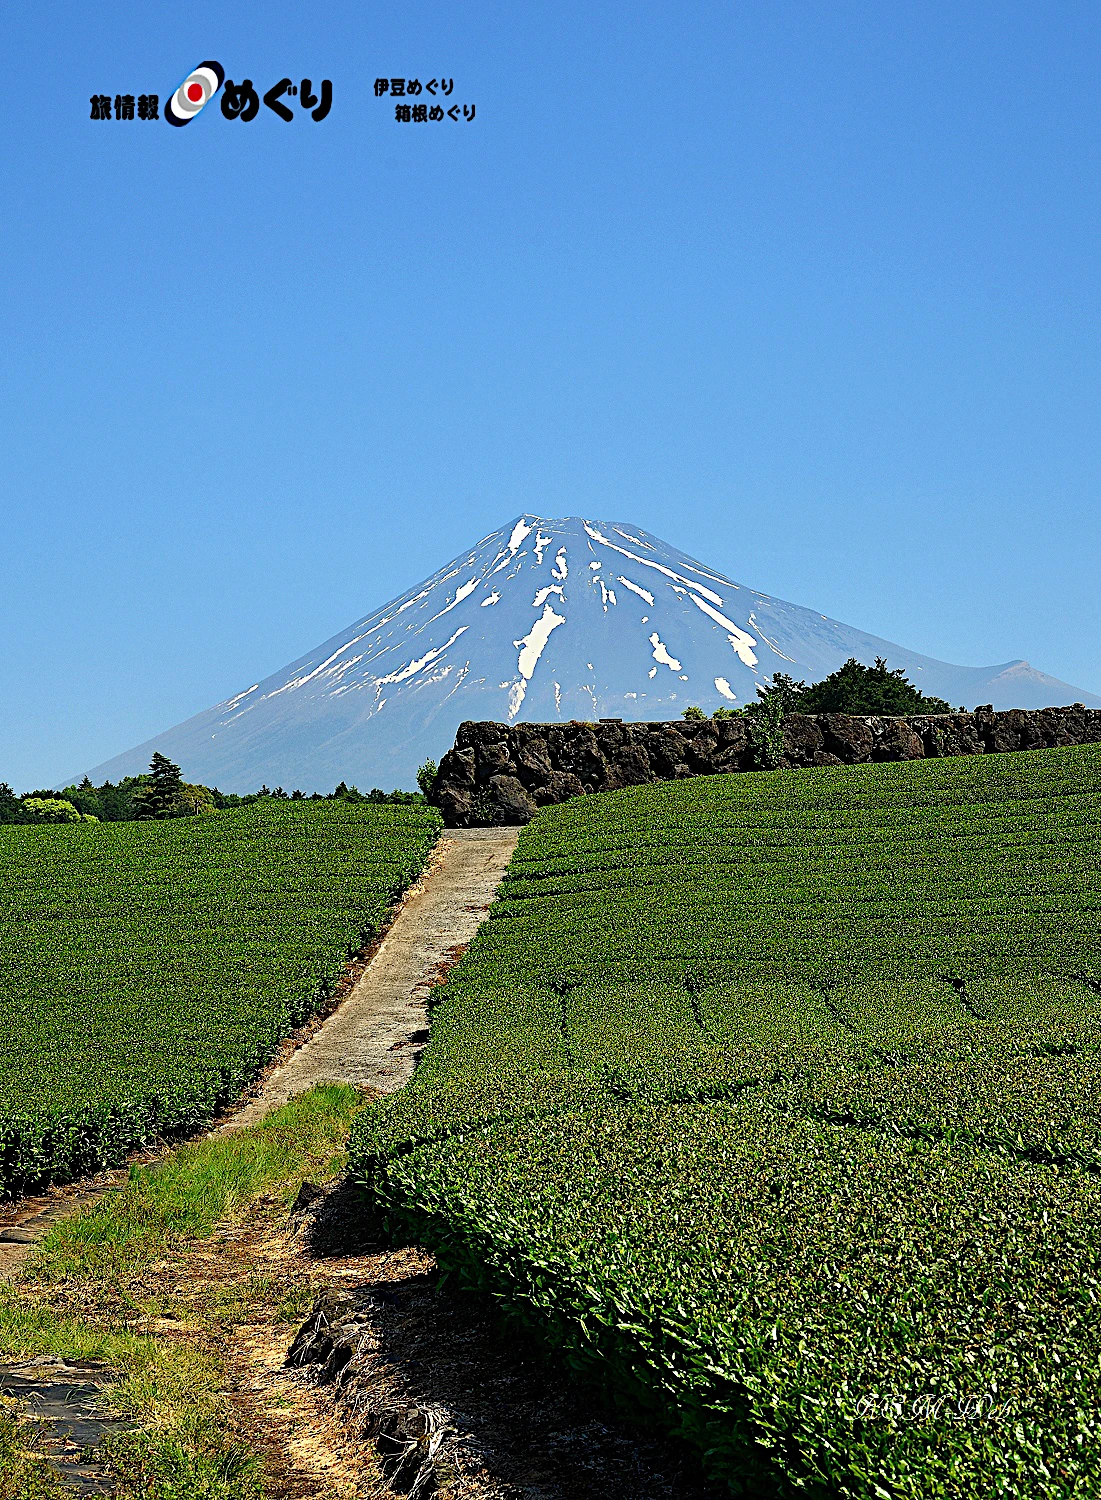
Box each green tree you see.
[22,797,97,824]
[743,675,804,769]
[417,759,438,796]
[799,658,953,715]
[681,706,706,722]
[176,783,218,817]
[332,781,364,803]
[133,753,186,819]
[0,783,31,825]
[60,776,105,820]
[86,776,146,821]
[751,673,809,717]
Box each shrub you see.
[417,759,439,796]
[21,798,97,825]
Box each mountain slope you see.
[84,515,1100,791]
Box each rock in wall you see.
[430,705,1101,827]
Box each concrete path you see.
[227,827,519,1128]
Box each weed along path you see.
[227,825,520,1126]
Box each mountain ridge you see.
[82,514,1100,791]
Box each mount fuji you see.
[85,516,1100,792]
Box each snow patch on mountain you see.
[688,594,758,667]
[429,577,479,621]
[583,523,727,607]
[510,603,566,717]
[649,632,682,672]
[618,575,654,606]
[377,626,470,688]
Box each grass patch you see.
[28,1082,359,1287]
[0,1083,364,1498]
[0,1410,68,1499]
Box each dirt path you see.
[227,826,518,1127]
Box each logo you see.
[165,62,225,127]
[89,65,482,128]
[89,62,334,125]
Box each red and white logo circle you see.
[165,61,224,126]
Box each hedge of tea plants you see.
[0,799,440,1194]
[350,743,1101,1498]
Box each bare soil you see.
[281,1180,723,1500]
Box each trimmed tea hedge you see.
[350,743,1101,1498]
[0,800,440,1194]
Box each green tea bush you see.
[350,743,1101,1497]
[0,800,440,1194]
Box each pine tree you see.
[134,752,185,819]
[0,783,30,825]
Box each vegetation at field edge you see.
[0,1083,363,1500]
[1,749,431,826]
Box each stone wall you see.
[429,705,1101,827]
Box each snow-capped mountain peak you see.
[84,514,1100,791]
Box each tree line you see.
[0,752,431,826]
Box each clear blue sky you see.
[4,1,1099,790]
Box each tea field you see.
[351,743,1101,1498]
[0,800,440,1194]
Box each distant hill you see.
[84,515,1100,791]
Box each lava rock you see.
[486,774,539,824]
[534,771,586,805]
[429,705,1101,826]
[820,713,875,763]
[436,745,476,787]
[603,746,652,789]
[871,718,925,761]
[435,783,474,825]
[479,741,515,776]
[516,738,553,785]
[782,715,825,766]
